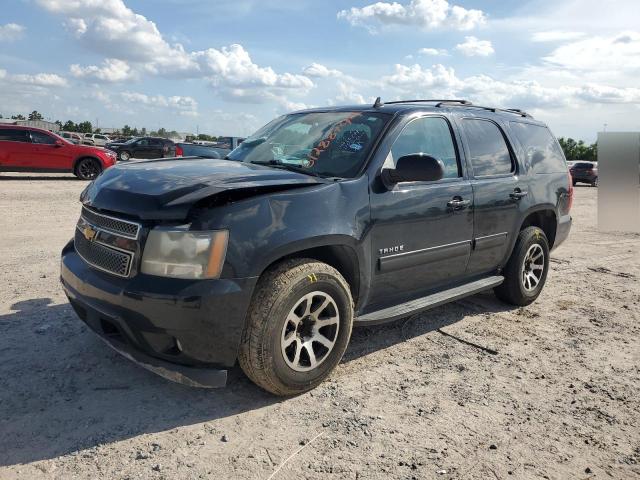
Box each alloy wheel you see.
[522,244,544,292]
[280,291,340,372]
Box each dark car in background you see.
[0,125,116,179]
[106,137,176,161]
[570,161,598,186]
[175,142,230,159]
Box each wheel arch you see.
[256,239,363,309]
[73,155,103,174]
[518,206,558,249]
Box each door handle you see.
[447,197,471,210]
[510,188,528,200]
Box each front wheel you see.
[494,226,550,306]
[238,259,353,396]
[75,158,102,180]
[118,150,131,161]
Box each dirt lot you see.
[0,173,638,480]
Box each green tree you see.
[11,114,25,120]
[62,120,76,131]
[76,121,93,133]
[197,133,215,142]
[157,127,167,138]
[558,137,598,161]
[131,127,139,136]
[122,125,132,136]
[28,110,43,121]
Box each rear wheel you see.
[592,177,598,187]
[75,158,102,180]
[239,259,353,396]
[494,226,549,306]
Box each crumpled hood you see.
[81,157,324,220]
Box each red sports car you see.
[0,125,117,180]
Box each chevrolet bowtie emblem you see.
[83,226,97,241]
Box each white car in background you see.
[83,133,111,146]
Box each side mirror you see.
[54,139,65,147]
[382,153,445,185]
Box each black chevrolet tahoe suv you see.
[60,99,573,395]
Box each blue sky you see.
[1,0,639,141]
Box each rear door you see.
[148,138,164,158]
[368,114,474,308]
[0,128,32,169]
[458,117,524,275]
[133,138,151,158]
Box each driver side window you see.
[391,117,460,179]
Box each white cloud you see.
[70,58,134,83]
[37,0,314,103]
[418,47,448,56]
[0,23,25,42]
[120,91,198,116]
[382,63,460,90]
[544,31,640,72]
[531,31,585,42]
[334,81,367,104]
[455,36,494,57]
[9,72,68,87]
[302,63,343,78]
[379,63,640,109]
[337,0,485,33]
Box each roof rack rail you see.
[384,99,471,106]
[439,103,533,118]
[373,98,533,118]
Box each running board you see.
[355,275,504,325]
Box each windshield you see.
[227,111,390,178]
[124,137,140,144]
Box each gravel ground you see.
[0,172,639,480]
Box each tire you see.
[494,226,550,306]
[74,157,102,181]
[238,258,353,396]
[572,179,577,186]
[119,150,131,161]
[592,177,598,187]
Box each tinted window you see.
[30,130,56,145]
[137,139,149,146]
[463,119,513,176]
[0,129,30,142]
[391,116,460,179]
[574,162,593,169]
[509,122,566,173]
[149,139,162,146]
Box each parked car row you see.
[0,125,116,179]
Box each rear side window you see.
[509,122,567,173]
[0,129,29,142]
[391,116,460,179]
[30,130,56,145]
[574,162,593,169]
[462,119,513,176]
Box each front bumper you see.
[60,240,258,387]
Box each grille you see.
[81,206,140,239]
[74,228,133,277]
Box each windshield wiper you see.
[250,159,321,178]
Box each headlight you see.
[141,228,229,279]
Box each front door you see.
[28,130,71,170]
[368,115,474,309]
